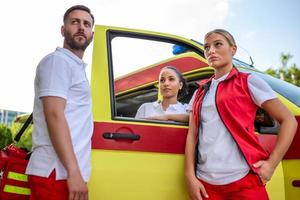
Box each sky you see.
[1,0,299,112]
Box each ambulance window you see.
[254,108,279,135]
[109,34,202,124]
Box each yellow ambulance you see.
[88,25,300,199]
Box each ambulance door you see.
[89,25,206,200]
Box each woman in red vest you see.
[185,29,297,200]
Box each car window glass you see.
[255,108,279,135]
[109,35,204,124]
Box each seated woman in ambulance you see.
[135,66,189,123]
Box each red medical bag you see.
[0,114,32,200]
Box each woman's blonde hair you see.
[204,29,236,47]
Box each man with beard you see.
[26,5,94,200]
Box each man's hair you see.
[63,5,95,25]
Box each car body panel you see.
[89,150,188,200]
[282,159,300,199]
[89,25,300,199]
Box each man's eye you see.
[84,22,91,28]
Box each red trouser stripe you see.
[198,172,269,200]
[28,170,68,200]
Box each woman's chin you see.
[162,95,177,100]
[208,61,219,68]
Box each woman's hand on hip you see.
[253,160,276,184]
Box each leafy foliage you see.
[11,122,33,151]
[0,122,32,151]
[265,53,300,87]
[0,124,13,149]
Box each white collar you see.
[56,47,87,68]
[212,72,230,83]
[153,101,182,110]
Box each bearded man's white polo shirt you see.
[26,47,93,181]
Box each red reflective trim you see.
[115,56,208,93]
[284,116,300,159]
[92,122,187,154]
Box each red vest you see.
[192,67,269,174]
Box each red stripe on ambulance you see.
[92,122,187,154]
[284,116,300,159]
[92,116,300,159]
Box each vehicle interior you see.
[115,68,279,135]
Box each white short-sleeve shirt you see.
[26,47,93,181]
[135,101,188,119]
[189,73,277,185]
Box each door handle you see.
[292,180,300,187]
[102,132,140,141]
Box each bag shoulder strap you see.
[14,113,33,142]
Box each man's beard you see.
[64,30,92,51]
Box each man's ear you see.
[61,25,65,37]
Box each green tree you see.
[10,122,33,151]
[288,64,300,86]
[0,124,13,149]
[279,53,293,81]
[0,118,32,151]
[265,68,279,78]
[280,53,293,69]
[265,52,300,87]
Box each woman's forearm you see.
[262,98,298,168]
[167,114,189,122]
[268,116,297,167]
[185,114,197,177]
